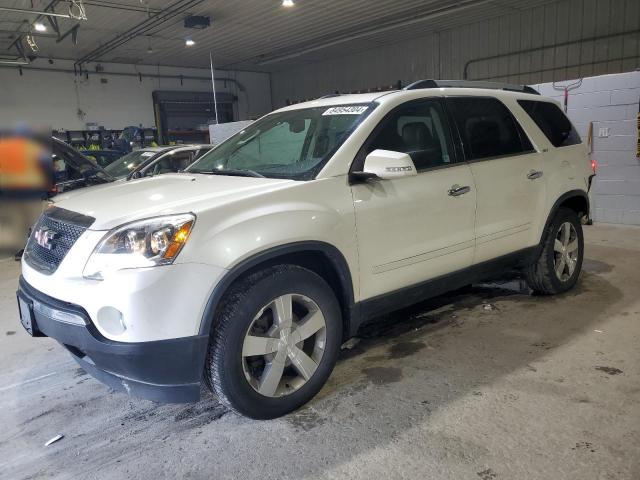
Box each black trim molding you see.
[198,241,356,337]
[355,246,537,329]
[541,190,589,242]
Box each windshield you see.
[187,104,374,180]
[104,150,158,178]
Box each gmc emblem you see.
[34,227,58,250]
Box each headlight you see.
[83,213,195,280]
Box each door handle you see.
[448,184,471,196]
[527,170,543,180]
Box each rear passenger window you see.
[518,100,581,148]
[447,97,533,160]
[366,99,456,171]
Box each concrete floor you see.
[1,223,639,480]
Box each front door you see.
[351,98,477,301]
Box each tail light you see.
[591,159,598,174]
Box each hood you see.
[52,173,294,230]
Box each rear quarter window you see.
[518,100,581,148]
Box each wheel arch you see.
[556,191,589,218]
[198,241,357,340]
[538,189,589,246]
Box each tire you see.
[204,264,342,419]
[524,207,584,295]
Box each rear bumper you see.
[17,276,209,403]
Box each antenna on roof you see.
[209,51,219,124]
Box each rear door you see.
[517,99,591,228]
[351,98,477,300]
[446,96,545,263]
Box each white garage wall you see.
[534,72,640,225]
[270,0,640,106]
[0,59,272,131]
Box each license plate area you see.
[17,294,40,336]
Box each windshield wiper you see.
[194,168,265,178]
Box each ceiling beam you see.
[57,24,80,44]
[47,15,61,36]
[0,29,57,39]
[83,1,162,14]
[0,6,71,19]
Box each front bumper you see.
[17,276,209,403]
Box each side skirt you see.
[350,246,537,336]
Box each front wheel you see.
[524,207,584,295]
[204,265,342,419]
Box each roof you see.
[276,85,544,112]
[276,92,396,111]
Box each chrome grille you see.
[24,208,94,274]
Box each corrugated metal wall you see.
[271,0,640,106]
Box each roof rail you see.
[317,93,342,99]
[403,79,540,95]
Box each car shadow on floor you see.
[338,272,531,362]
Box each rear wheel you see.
[204,265,342,419]
[524,207,584,294]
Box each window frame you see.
[444,95,537,164]
[349,97,463,178]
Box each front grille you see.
[24,207,95,274]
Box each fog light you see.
[97,307,126,335]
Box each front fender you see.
[175,176,360,335]
[196,240,357,336]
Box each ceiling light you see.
[282,0,295,7]
[26,34,39,52]
[185,38,195,46]
[34,22,47,32]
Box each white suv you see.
[17,80,594,419]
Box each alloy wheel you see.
[241,294,327,397]
[553,221,579,281]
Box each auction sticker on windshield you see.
[323,106,368,115]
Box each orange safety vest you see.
[0,137,48,190]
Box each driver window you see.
[367,99,456,171]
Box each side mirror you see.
[352,149,417,181]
